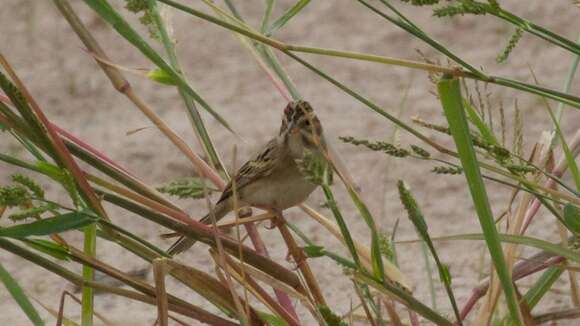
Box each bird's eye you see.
[304,120,311,126]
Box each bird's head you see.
[280,100,325,157]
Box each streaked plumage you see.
[167,100,325,255]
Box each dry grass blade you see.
[0,239,236,325]
[274,214,327,306]
[0,54,108,220]
[213,251,301,326]
[99,190,304,290]
[217,212,276,228]
[53,0,226,191]
[383,298,403,326]
[31,294,81,326]
[534,307,580,324]
[54,291,112,326]
[224,254,316,312]
[152,259,169,326]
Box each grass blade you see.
[0,212,96,238]
[0,262,44,325]
[146,0,227,173]
[319,170,361,267]
[267,0,311,35]
[82,0,235,134]
[524,267,564,309]
[543,102,580,191]
[463,100,499,146]
[437,75,522,325]
[432,233,580,264]
[346,186,384,282]
[81,223,96,326]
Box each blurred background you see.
[1,0,579,324]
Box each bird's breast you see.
[240,159,317,210]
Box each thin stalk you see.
[81,224,97,326]
[274,214,326,306]
[320,171,361,267]
[82,0,234,133]
[522,130,580,232]
[352,271,453,326]
[367,0,486,78]
[398,181,462,324]
[214,0,301,100]
[555,32,580,122]
[218,253,301,326]
[157,0,580,109]
[534,308,580,324]
[53,0,226,190]
[147,0,226,174]
[258,45,301,100]
[63,139,178,209]
[490,6,580,56]
[420,242,437,310]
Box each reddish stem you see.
[52,123,133,177]
[521,131,580,233]
[245,222,300,322]
[408,309,420,326]
[460,252,566,320]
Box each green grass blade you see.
[523,267,564,309]
[563,204,580,236]
[0,153,45,174]
[0,212,96,238]
[492,6,580,56]
[353,271,453,326]
[219,0,302,100]
[346,187,385,282]
[156,0,580,109]
[267,0,311,35]
[320,182,361,267]
[542,102,580,191]
[258,45,302,100]
[367,0,486,78]
[81,223,96,326]
[420,241,437,309]
[463,100,499,146]
[435,233,580,264]
[96,219,169,258]
[260,0,275,33]
[556,33,580,121]
[82,0,235,134]
[147,0,226,173]
[0,262,44,326]
[22,239,70,261]
[437,76,522,325]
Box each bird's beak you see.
[285,120,297,134]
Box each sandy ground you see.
[1,0,579,325]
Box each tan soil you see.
[1,0,579,325]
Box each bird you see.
[167,100,326,256]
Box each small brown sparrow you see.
[167,100,326,255]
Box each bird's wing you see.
[217,138,281,203]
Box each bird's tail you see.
[166,201,230,256]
